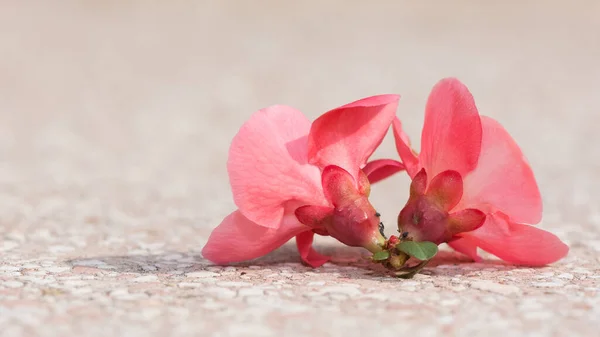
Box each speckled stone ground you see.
[1,1,600,337]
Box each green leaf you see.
[372,251,390,261]
[396,241,438,260]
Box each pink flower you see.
[202,95,399,267]
[370,78,568,266]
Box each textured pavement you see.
[1,1,600,336]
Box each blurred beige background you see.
[1,1,599,337]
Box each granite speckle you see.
[186,271,219,278]
[1,2,599,337]
[470,281,521,295]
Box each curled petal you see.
[295,205,334,228]
[426,170,463,211]
[228,105,328,228]
[458,116,542,224]
[392,117,420,178]
[447,238,482,262]
[357,169,371,197]
[363,159,405,184]
[308,94,399,181]
[296,231,330,268]
[420,78,483,181]
[448,208,486,235]
[457,212,569,266]
[321,165,361,206]
[202,210,309,265]
[410,169,428,197]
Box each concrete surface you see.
[1,1,600,336]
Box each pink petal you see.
[392,117,420,178]
[458,116,542,224]
[362,159,405,184]
[307,95,399,182]
[426,170,463,211]
[296,231,330,268]
[419,78,483,181]
[447,238,482,262]
[228,105,328,228]
[458,212,569,266]
[202,210,309,265]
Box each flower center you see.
[398,195,450,244]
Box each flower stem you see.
[387,252,409,270]
[363,231,387,254]
[395,260,430,279]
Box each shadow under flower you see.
[66,243,526,277]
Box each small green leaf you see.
[372,251,390,261]
[396,241,438,260]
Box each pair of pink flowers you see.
[202,78,568,269]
